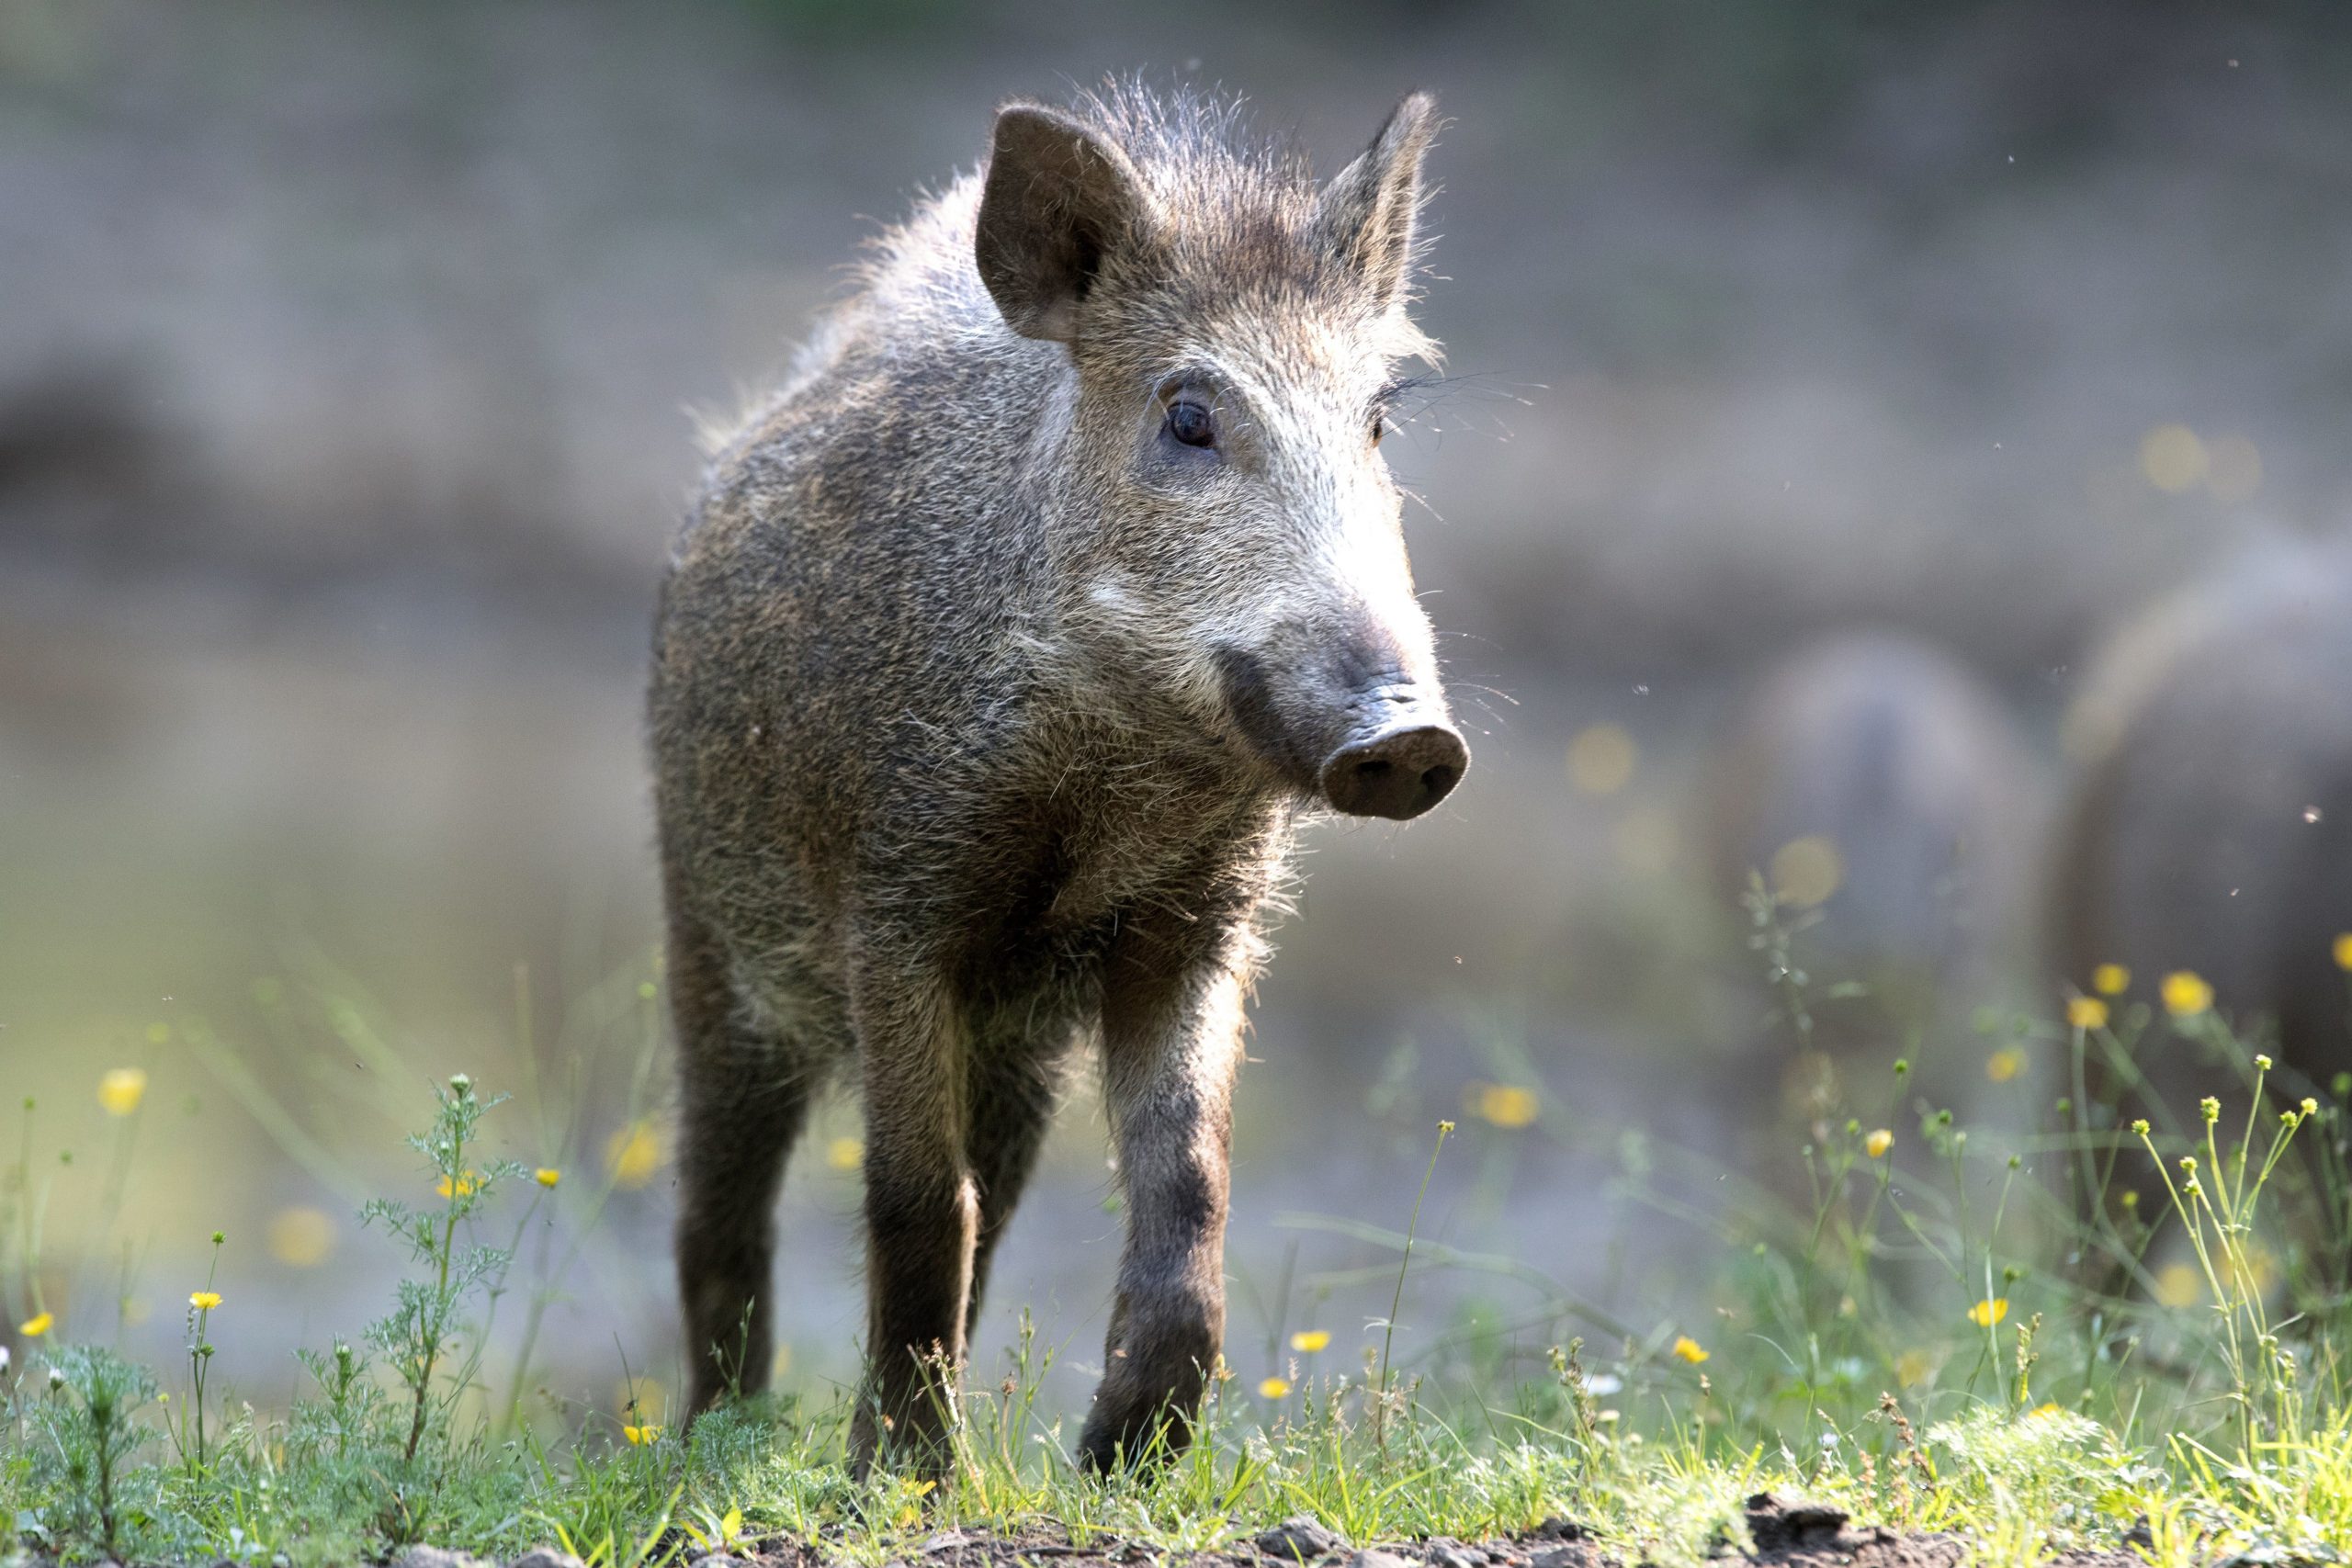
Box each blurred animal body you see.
[2052,536,2352,1103]
[1704,632,2043,1118]
[1711,633,2041,987]
[649,84,1464,1472]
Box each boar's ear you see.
[1314,91,1439,311]
[977,104,1155,343]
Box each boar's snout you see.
[1319,720,1466,820]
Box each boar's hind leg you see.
[1078,927,1247,1471]
[964,1032,1074,1342]
[673,914,812,1417]
[849,967,978,1478]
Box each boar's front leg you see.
[1078,920,1249,1470]
[847,963,978,1478]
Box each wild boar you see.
[649,82,1466,1473]
[1702,632,2044,1125]
[2052,536,2352,1109]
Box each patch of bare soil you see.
[627,1493,2148,1568]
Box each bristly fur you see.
[653,79,1461,1478]
[703,80,1438,468]
[2052,535,2352,1111]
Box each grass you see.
[6,892,2352,1565]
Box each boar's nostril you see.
[1320,724,1469,821]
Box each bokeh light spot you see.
[605,1120,662,1189]
[1464,1082,1540,1128]
[1769,834,1843,908]
[2139,423,2207,493]
[267,1205,336,1268]
[2154,1262,2202,1307]
[96,1067,147,1117]
[1566,723,1637,796]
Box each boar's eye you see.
[1371,411,1388,447]
[1164,398,1217,449]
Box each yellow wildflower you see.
[1671,1335,1709,1364]
[20,1312,53,1337]
[268,1206,335,1268]
[1864,1128,1893,1159]
[1894,1349,1932,1386]
[2092,963,2130,996]
[1471,1083,1540,1128]
[534,1168,561,1189]
[1986,1047,2026,1083]
[2334,933,2352,972]
[2065,996,2109,1032]
[1967,1298,2008,1327]
[1258,1376,1291,1399]
[2161,970,2212,1017]
[606,1121,662,1189]
[892,1477,935,1527]
[2301,1098,2320,1118]
[2154,1263,2201,1307]
[435,1171,481,1200]
[97,1067,148,1117]
[188,1291,221,1311]
[622,1424,661,1446]
[1290,1329,1331,1353]
[2028,1403,2064,1419]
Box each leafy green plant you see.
[31,1342,160,1559]
[2133,1058,2319,1447]
[362,1073,525,1467]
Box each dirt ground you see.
[657,1495,2147,1568]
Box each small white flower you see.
[0,1344,11,1374]
[1584,1373,1623,1395]
[49,1367,66,1391]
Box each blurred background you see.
[6,0,2350,1431]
